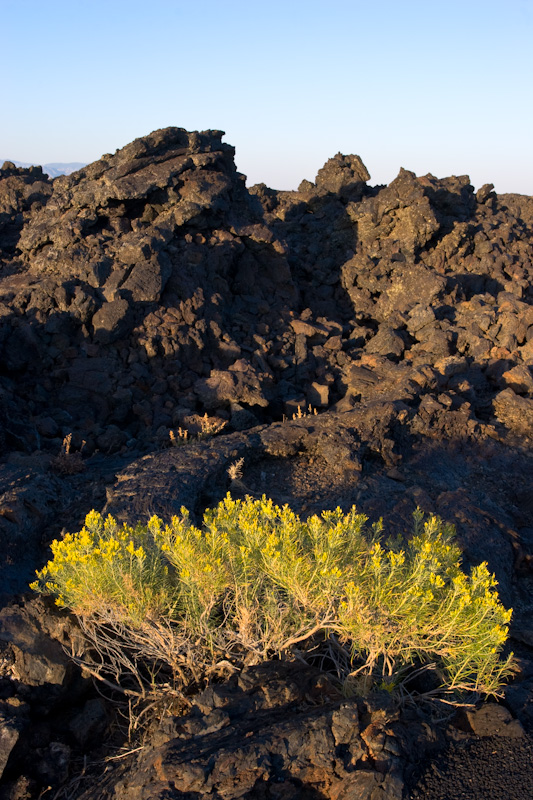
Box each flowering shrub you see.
[31,497,513,699]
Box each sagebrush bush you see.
[31,496,513,699]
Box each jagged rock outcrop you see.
[0,162,52,263]
[1,127,532,461]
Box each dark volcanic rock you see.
[1,126,532,456]
[92,297,133,344]
[492,387,533,434]
[314,151,371,195]
[0,162,53,263]
[84,661,407,800]
[2,127,533,800]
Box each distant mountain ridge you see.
[1,159,86,177]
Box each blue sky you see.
[2,0,532,193]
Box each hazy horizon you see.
[2,0,532,195]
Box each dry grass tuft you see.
[50,433,86,475]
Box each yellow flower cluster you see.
[31,498,514,697]
[31,511,177,622]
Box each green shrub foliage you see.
[32,496,513,697]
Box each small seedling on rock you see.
[169,428,188,447]
[198,413,227,439]
[169,416,227,448]
[227,457,245,481]
[50,433,86,475]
